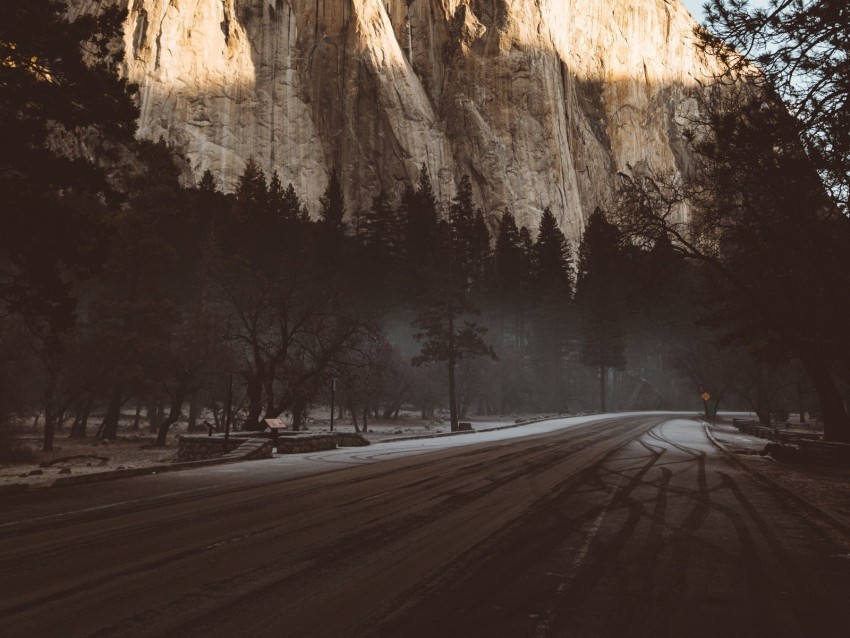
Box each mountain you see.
[70,0,711,241]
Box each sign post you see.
[224,373,233,447]
[330,377,337,432]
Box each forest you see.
[2,0,849,458]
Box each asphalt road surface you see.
[2,415,849,638]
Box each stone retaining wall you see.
[275,433,339,454]
[177,435,272,461]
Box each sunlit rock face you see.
[70,0,711,241]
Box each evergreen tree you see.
[576,208,625,298]
[0,0,138,332]
[281,183,307,223]
[494,211,523,304]
[529,207,575,411]
[401,164,441,287]
[234,158,268,217]
[470,210,492,282]
[403,165,440,251]
[319,167,346,230]
[494,211,525,346]
[198,170,218,195]
[448,175,478,281]
[412,221,497,432]
[268,170,285,219]
[533,207,574,300]
[576,209,628,412]
[361,189,401,253]
[579,304,627,412]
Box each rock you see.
[69,0,713,242]
[28,469,44,476]
[58,468,72,474]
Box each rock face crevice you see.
[70,0,712,242]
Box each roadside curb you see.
[702,421,850,536]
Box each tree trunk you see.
[187,392,202,432]
[448,363,459,433]
[70,398,93,439]
[98,385,123,441]
[155,396,185,447]
[803,360,850,442]
[131,400,142,430]
[150,399,164,434]
[243,377,264,431]
[291,395,308,431]
[599,365,607,413]
[362,406,368,433]
[349,401,360,433]
[146,396,155,430]
[42,375,58,452]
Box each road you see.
[1,415,849,637]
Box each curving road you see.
[1,415,849,637]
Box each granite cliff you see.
[70,0,712,240]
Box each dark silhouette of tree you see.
[615,80,850,440]
[703,0,850,212]
[234,157,268,218]
[412,293,496,432]
[403,164,440,256]
[412,196,497,431]
[494,211,527,348]
[529,207,575,410]
[361,189,401,254]
[400,165,442,298]
[319,167,346,230]
[94,139,187,443]
[1,0,137,335]
[448,175,480,282]
[281,183,308,223]
[268,170,286,219]
[576,208,628,412]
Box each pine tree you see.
[529,207,575,410]
[198,170,218,194]
[579,304,627,412]
[361,189,401,252]
[470,210,492,282]
[319,167,346,230]
[575,207,628,411]
[495,211,523,303]
[576,208,625,298]
[403,164,440,256]
[494,211,525,347]
[268,170,285,219]
[0,0,138,332]
[533,207,574,300]
[448,175,476,279]
[281,183,307,223]
[234,158,268,217]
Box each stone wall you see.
[275,433,339,454]
[177,435,273,461]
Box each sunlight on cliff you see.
[101,0,719,234]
